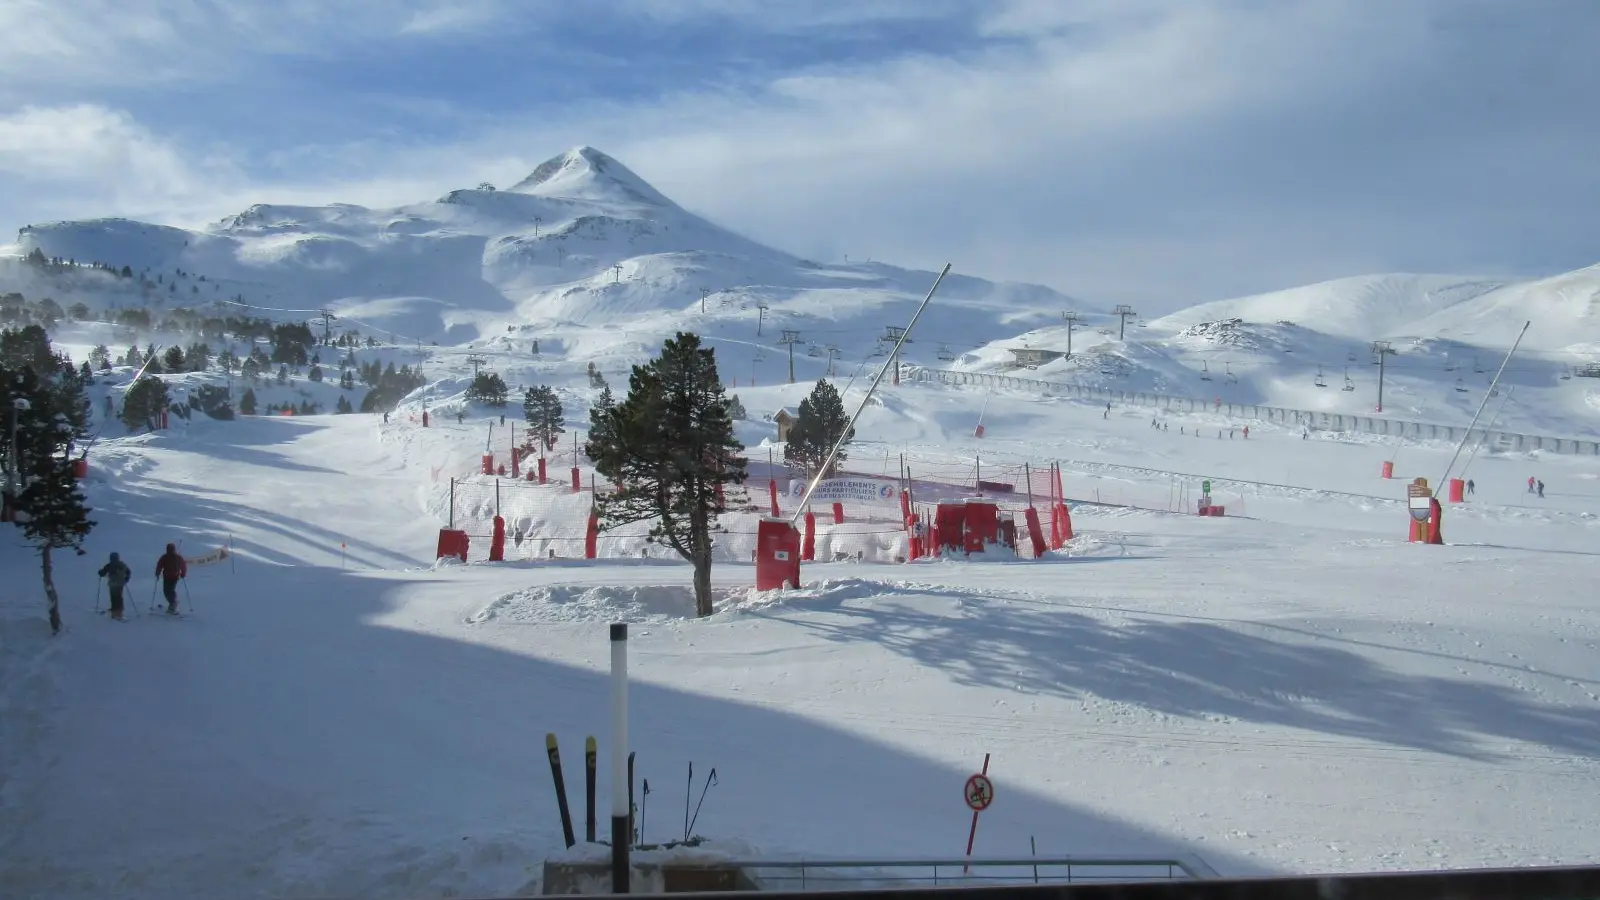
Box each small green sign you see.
[1202,480,1212,495]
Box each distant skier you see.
[97,552,131,620]
[1466,478,1475,495]
[1528,476,1536,494]
[154,543,187,615]
[383,411,389,424]
[499,413,506,426]
[1537,480,1545,498]
[1242,426,1249,439]
[457,411,465,424]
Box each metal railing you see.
[739,857,1214,891]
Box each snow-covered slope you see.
[1,146,1078,375]
[4,358,1600,899]
[952,267,1600,439]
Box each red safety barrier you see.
[585,511,599,559]
[489,516,506,562]
[832,501,845,525]
[803,511,816,561]
[1024,506,1047,557]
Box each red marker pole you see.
[963,753,992,874]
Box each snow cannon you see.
[755,517,801,591]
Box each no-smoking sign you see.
[964,773,994,811]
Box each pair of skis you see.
[546,733,634,848]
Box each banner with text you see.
[790,477,899,504]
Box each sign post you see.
[962,754,994,874]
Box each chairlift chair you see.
[938,343,956,361]
[1342,368,1355,391]
[807,346,821,358]
[1200,361,1213,381]
[1225,363,1238,384]
[1562,366,1573,381]
[1347,350,1357,362]
[1474,359,1485,374]
[1314,366,1327,388]
[1454,377,1467,393]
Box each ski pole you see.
[148,580,158,612]
[182,578,194,613]
[684,762,693,842]
[640,779,650,847]
[687,768,717,839]
[93,576,102,612]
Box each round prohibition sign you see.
[964,773,995,811]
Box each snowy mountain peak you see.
[507,146,675,208]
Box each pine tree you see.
[239,388,257,415]
[466,371,508,407]
[89,344,110,369]
[522,385,565,449]
[784,379,854,478]
[585,333,745,616]
[163,345,185,370]
[308,364,323,383]
[1,333,95,634]
[335,395,353,414]
[120,375,170,432]
[726,394,747,420]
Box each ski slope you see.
[2,371,1598,899]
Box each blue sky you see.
[1,0,1597,310]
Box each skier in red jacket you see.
[154,543,187,614]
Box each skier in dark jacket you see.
[97,552,132,620]
[154,543,187,614]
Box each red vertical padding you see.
[803,511,816,561]
[571,467,581,493]
[489,515,506,562]
[1447,478,1465,504]
[768,480,780,517]
[832,502,845,524]
[1426,498,1445,545]
[1024,506,1048,557]
[1382,460,1394,479]
[510,447,521,479]
[422,410,429,428]
[900,489,912,523]
[585,511,599,558]
[481,453,494,475]
[538,457,548,484]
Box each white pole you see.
[1439,321,1530,487]
[609,622,630,893]
[790,264,951,525]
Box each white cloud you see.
[0,0,1595,306]
[0,105,238,219]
